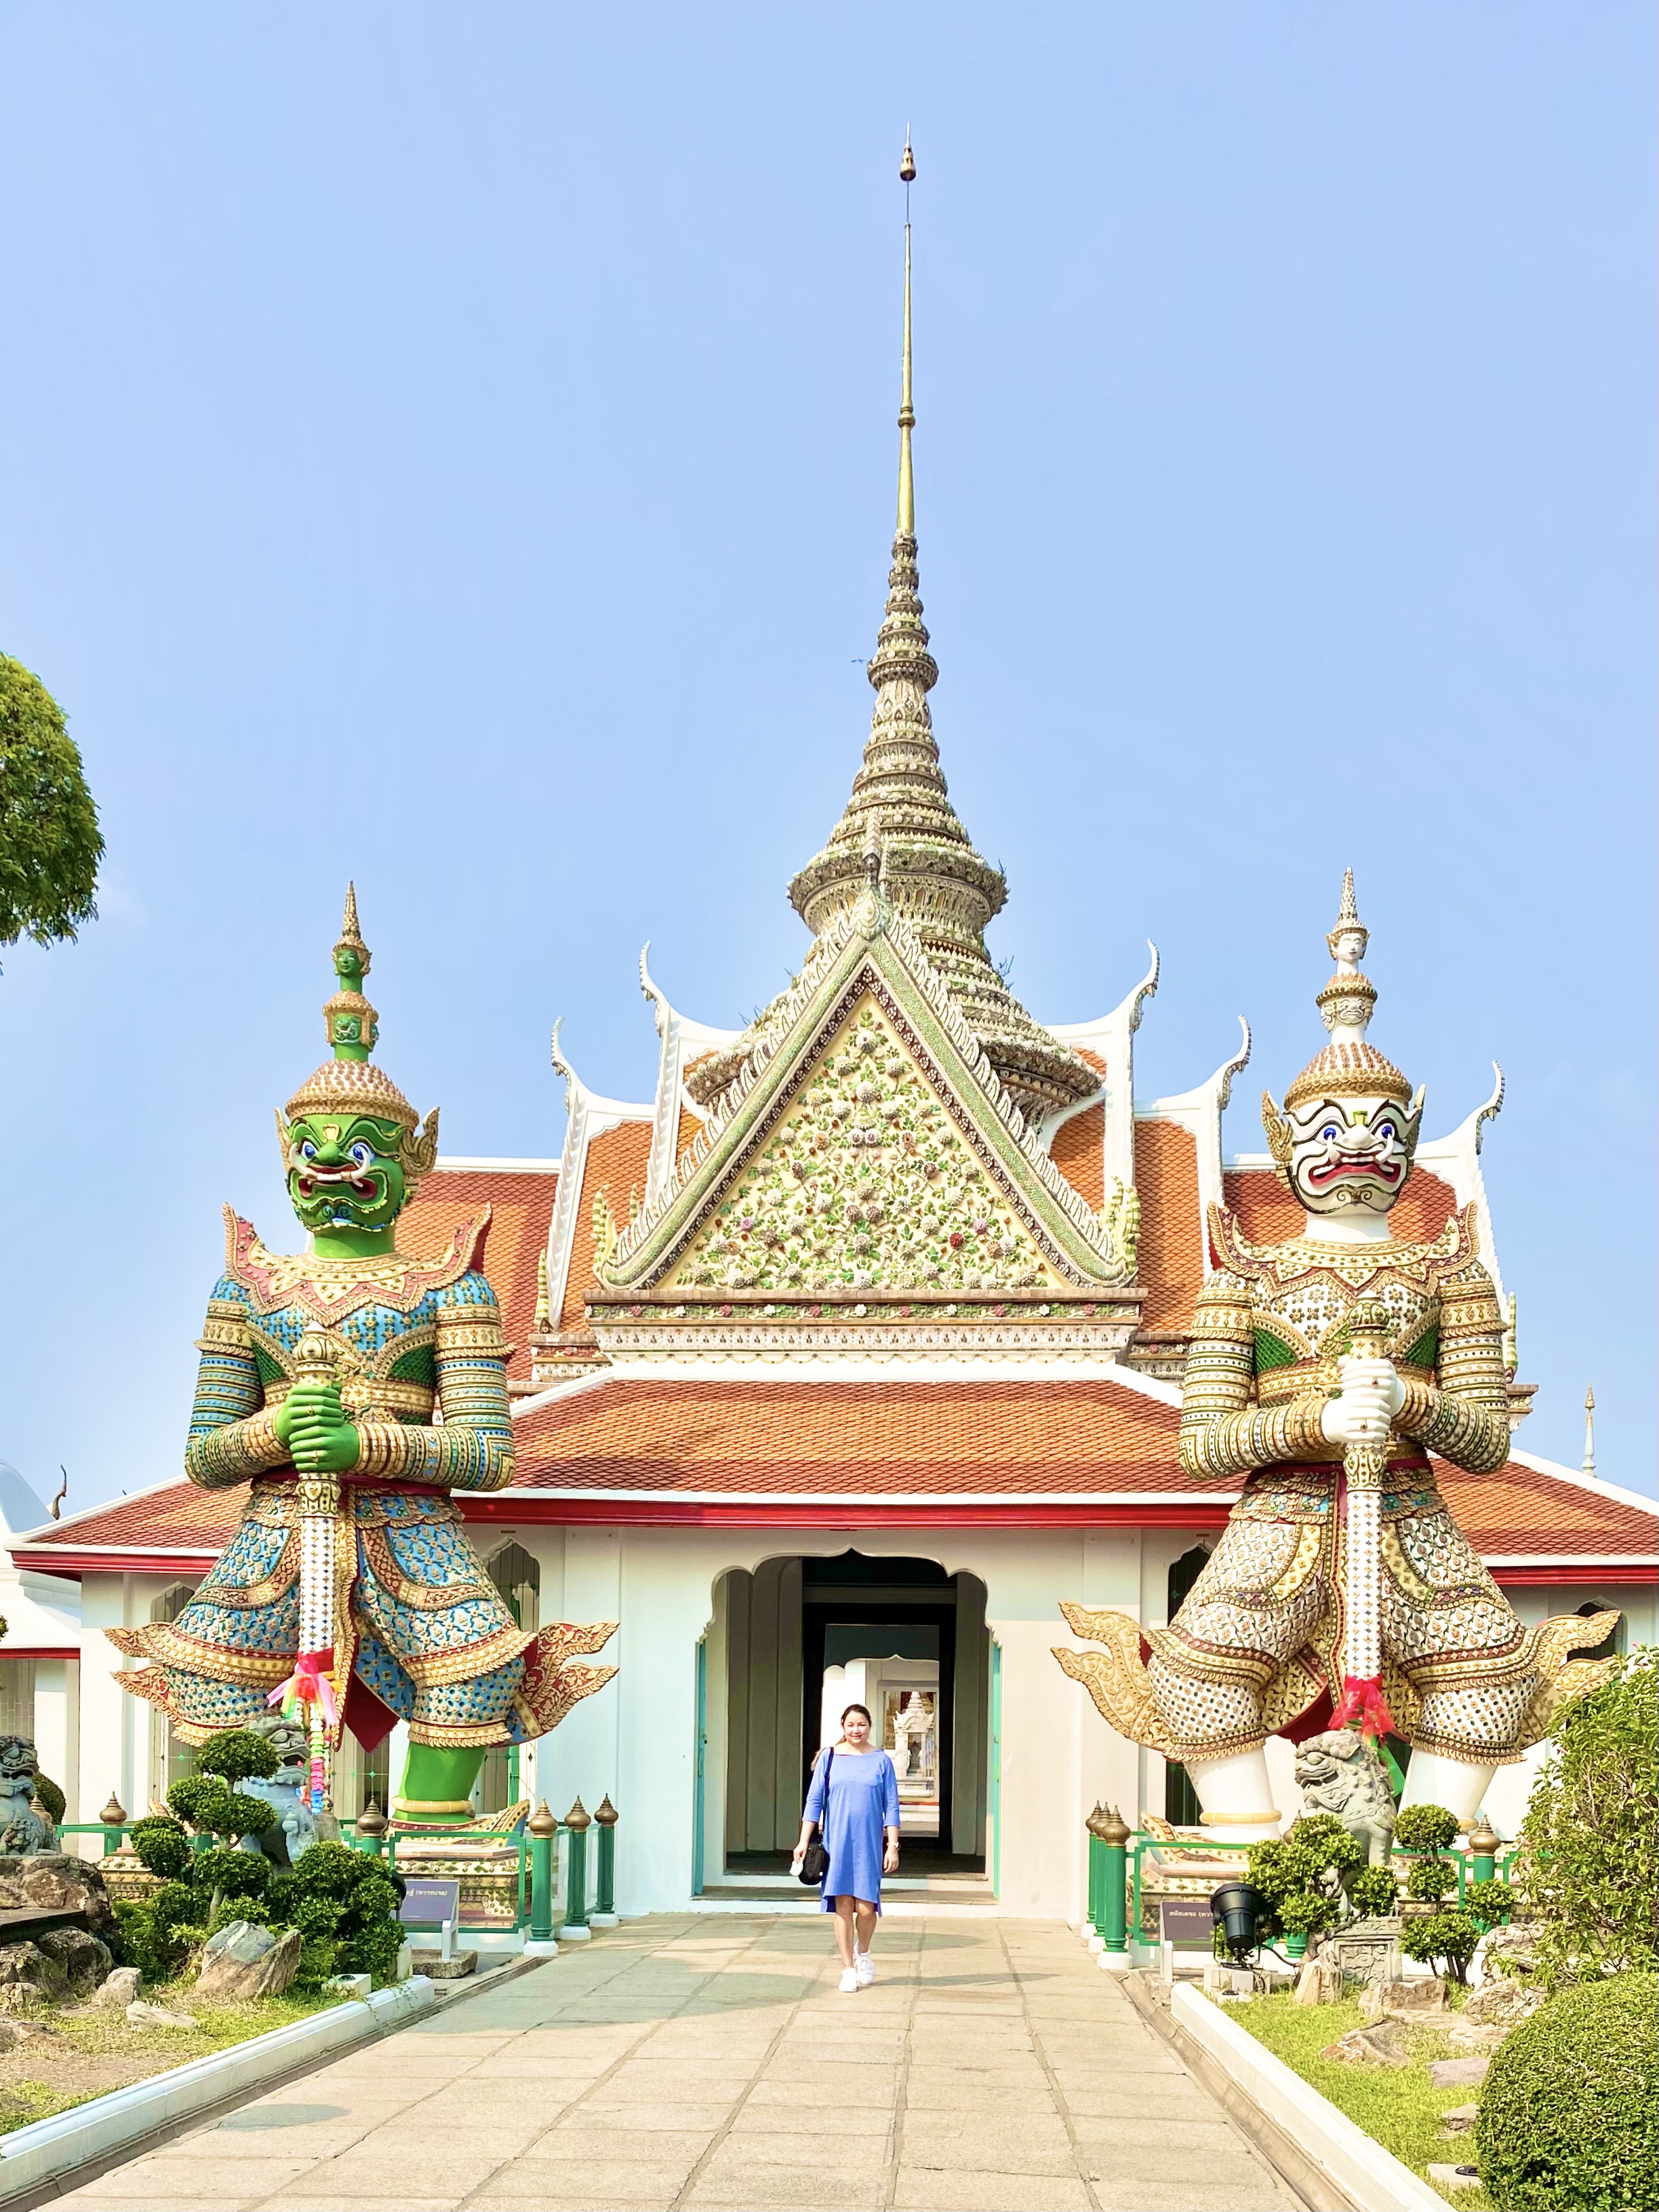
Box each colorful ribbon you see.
[268,1647,339,1729]
[1331,1671,1397,1744]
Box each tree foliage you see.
[1515,1647,1658,1988]
[1477,1973,1658,2210]
[1401,1908,1480,1983]
[0,653,102,959]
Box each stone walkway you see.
[56,1916,1300,2212]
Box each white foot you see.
[839,1967,860,1993]
[1184,1748,1282,1842]
[856,1951,875,1986]
[1399,1750,1498,1828]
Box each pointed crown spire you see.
[282,886,432,1155]
[772,142,1094,1119]
[1282,871,1412,1109]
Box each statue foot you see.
[395,1744,487,1826]
[1397,1749,1496,1827]
[1184,1748,1282,1841]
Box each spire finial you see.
[897,142,915,539]
[1325,868,1368,970]
[325,883,379,1062]
[1582,1385,1597,1478]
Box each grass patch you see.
[0,1984,337,2137]
[1233,1992,1494,2209]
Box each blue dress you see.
[803,1748,902,1912]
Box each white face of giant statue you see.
[1287,1095,1413,1215]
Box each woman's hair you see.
[839,1702,873,1727]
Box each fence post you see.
[1083,1804,1106,1946]
[527,1800,559,1950]
[593,1796,618,1926]
[1468,1814,1498,1886]
[563,1798,592,1941]
[355,1800,387,1859]
[99,1794,127,1857]
[1097,1805,1131,1971]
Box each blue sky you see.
[1,3,1652,1511]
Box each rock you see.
[1428,2056,1491,2089]
[127,1999,200,2028]
[1464,1975,1542,2027]
[1426,2164,1482,2192]
[1359,1976,1447,2022]
[194,1921,302,2002]
[90,1966,144,2009]
[0,2017,60,2051]
[1293,1956,1342,2006]
[409,1949,477,1981]
[0,1853,118,1937]
[1448,2019,1512,2052]
[1438,2104,1480,2138]
[0,1939,68,2009]
[1321,2022,1412,2068]
[35,1925,112,1999]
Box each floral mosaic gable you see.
[660,995,1071,1297]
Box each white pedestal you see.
[1098,1952,1132,1973]
[522,1939,560,1958]
[589,1913,619,1929]
[559,1926,593,1943]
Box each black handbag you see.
[798,1747,833,1885]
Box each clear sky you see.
[1,4,1653,1514]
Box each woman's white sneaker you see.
[855,1951,875,1986]
[838,1967,860,1993]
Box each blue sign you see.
[399,1878,461,1928]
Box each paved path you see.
[57,1916,1299,2212]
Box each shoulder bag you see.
[798,1747,833,1885]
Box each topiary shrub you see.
[1515,1647,1658,1989]
[1405,1854,1456,1903]
[266,1840,405,1987]
[1466,1876,1511,1931]
[193,1729,281,1788]
[1349,1864,1399,1918]
[1393,1803,1460,1853]
[1476,1972,1658,2210]
[1401,1908,1479,1984]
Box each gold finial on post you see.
[1582,1385,1596,1479]
[897,141,915,539]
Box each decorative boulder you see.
[34,1925,112,1999]
[90,1966,144,2009]
[127,1999,199,2028]
[1464,1974,1543,2028]
[1321,2021,1413,2068]
[193,1921,302,2002]
[0,1853,118,1938]
[0,1943,68,2010]
[1359,1977,1448,2022]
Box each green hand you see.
[275,1384,361,1472]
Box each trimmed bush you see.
[1401,1908,1479,1983]
[1515,1647,1659,1988]
[1348,1864,1398,1918]
[1477,1973,1657,2211]
[1393,1803,1460,1853]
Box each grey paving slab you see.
[49,1914,1300,2212]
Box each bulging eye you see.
[1378,1123,1395,1141]
[1321,1126,1339,1142]
[348,1141,374,1169]
[299,1141,317,1161]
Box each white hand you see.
[1320,1378,1397,1449]
[1337,1353,1406,1418]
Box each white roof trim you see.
[512,1356,1184,1417]
[432,1156,559,1176]
[489,1486,1237,1508]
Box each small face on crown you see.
[1330,927,1367,970]
[283,1112,409,1234]
[1287,1093,1414,1215]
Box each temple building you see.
[4,230,1654,1923]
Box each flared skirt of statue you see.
[108,1480,616,1747]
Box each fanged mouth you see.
[1307,1156,1401,1187]
[296,1171,378,1199]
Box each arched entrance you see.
[711,1550,990,1881]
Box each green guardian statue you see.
[110,891,616,1824]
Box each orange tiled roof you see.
[401,1166,559,1381]
[559,1120,655,1329]
[1224,1165,1458,1248]
[512,1375,1200,1497]
[12,1427,1652,1563]
[1135,1119,1203,1335]
[1050,1104,1104,1210]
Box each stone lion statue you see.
[1293,1729,1397,1866]
[0,1736,57,1855]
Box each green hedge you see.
[1477,1973,1657,2211]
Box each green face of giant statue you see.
[284,1112,407,1235]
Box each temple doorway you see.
[713,1551,989,1879]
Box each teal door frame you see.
[989,1639,1003,1898]
[692,1636,708,1895]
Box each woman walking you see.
[791,1702,902,1992]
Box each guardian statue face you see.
[1286,1093,1415,1215]
[282,1111,409,1234]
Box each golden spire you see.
[898,138,915,538]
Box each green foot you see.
[396,1744,485,1826]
